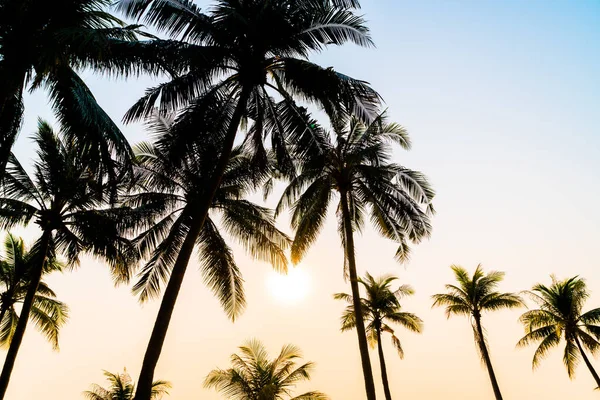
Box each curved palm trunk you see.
[340,191,377,400]
[133,85,252,400]
[376,328,392,400]
[474,316,503,400]
[575,336,600,389]
[0,230,52,399]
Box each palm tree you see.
[432,265,523,400]
[517,276,600,390]
[278,111,434,399]
[204,339,328,400]
[0,120,133,398]
[84,369,170,400]
[0,233,68,350]
[334,273,423,400]
[0,0,166,179]
[111,1,381,392]
[122,113,290,399]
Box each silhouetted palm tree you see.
[432,265,523,400]
[84,369,170,400]
[279,111,433,399]
[122,113,290,399]
[0,120,132,398]
[0,0,165,179]
[335,273,422,400]
[517,276,600,390]
[0,233,68,350]
[112,1,381,392]
[204,339,328,400]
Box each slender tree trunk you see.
[575,336,600,389]
[376,328,392,400]
[0,230,51,399]
[133,85,252,400]
[339,191,377,400]
[474,316,503,400]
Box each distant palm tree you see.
[432,265,523,400]
[0,233,68,350]
[113,2,380,394]
[335,273,423,400]
[122,113,290,398]
[204,339,328,400]
[84,369,170,400]
[517,276,600,390]
[0,121,133,398]
[0,0,164,179]
[279,111,434,400]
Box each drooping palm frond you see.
[84,369,170,400]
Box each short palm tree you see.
[123,113,290,399]
[279,111,434,399]
[0,120,133,398]
[334,273,423,400]
[0,233,68,350]
[115,2,379,396]
[432,265,523,400]
[204,339,328,400]
[0,0,165,179]
[84,369,170,400]
[517,276,600,390]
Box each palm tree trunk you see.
[133,85,252,400]
[339,191,377,400]
[575,336,600,389]
[474,317,503,400]
[0,230,52,399]
[376,328,392,400]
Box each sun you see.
[266,266,311,305]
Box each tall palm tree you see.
[204,339,328,400]
[84,369,170,400]
[122,113,290,399]
[0,0,166,179]
[0,120,133,398]
[111,1,381,392]
[278,111,434,400]
[334,273,423,400]
[432,265,523,400]
[0,233,68,350]
[517,276,600,390]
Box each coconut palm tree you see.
[0,120,133,398]
[432,265,523,400]
[517,276,600,390]
[122,112,290,399]
[84,369,170,400]
[204,339,328,400]
[334,273,423,400]
[0,233,68,350]
[0,0,167,179]
[278,111,433,400]
[115,2,379,396]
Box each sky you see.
[5,0,600,399]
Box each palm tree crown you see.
[335,273,423,358]
[517,276,600,388]
[0,234,68,350]
[204,339,328,400]
[84,369,170,400]
[0,0,162,178]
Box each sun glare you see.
[267,267,311,305]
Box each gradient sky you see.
[5,0,600,399]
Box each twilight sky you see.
[5,0,600,399]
